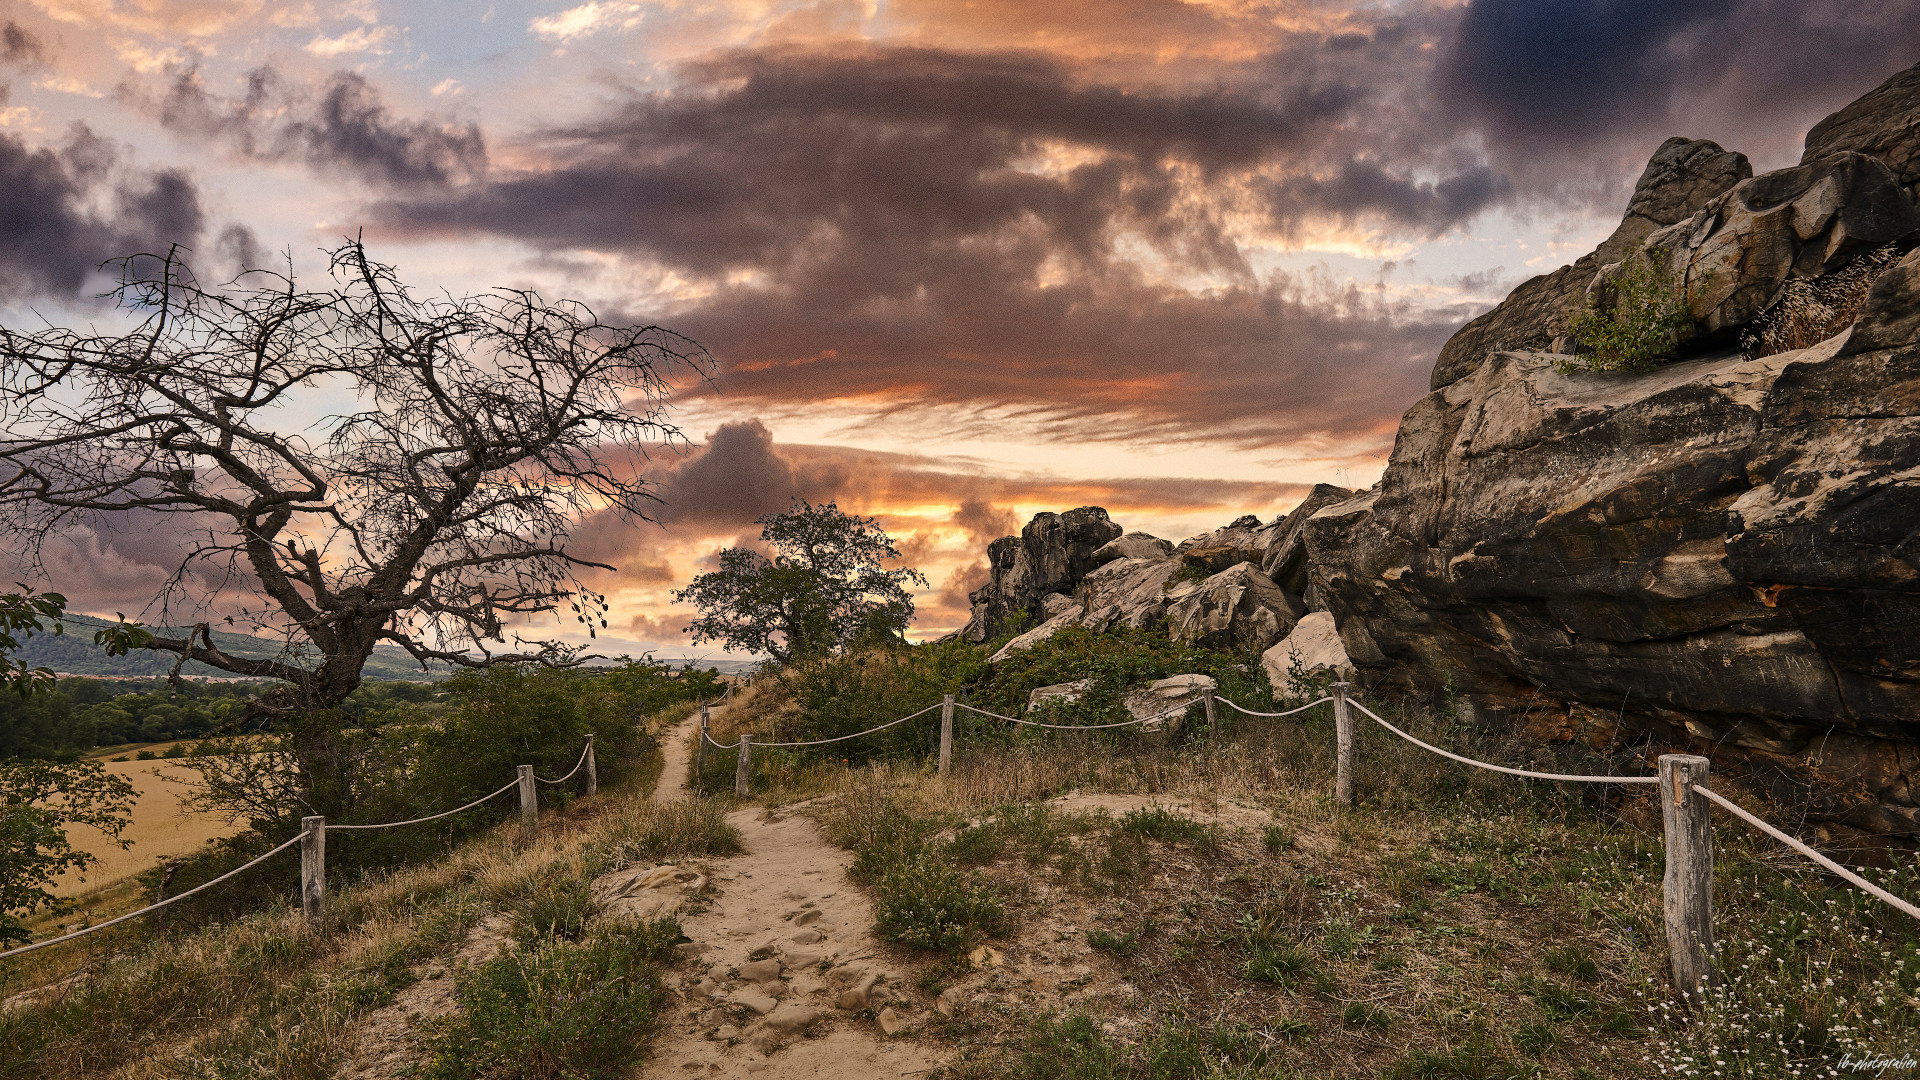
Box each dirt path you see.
[635,707,947,1079]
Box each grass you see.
[416,916,683,1080]
[0,735,737,1080]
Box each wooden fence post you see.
[939,694,955,776]
[735,734,753,797]
[1332,682,1354,807]
[584,734,597,797]
[518,765,538,842]
[1200,687,1217,730]
[1660,753,1716,1002]
[300,815,326,929]
[725,682,734,706]
[696,705,710,792]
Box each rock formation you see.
[1304,59,1920,840]
[947,60,1920,840]
[957,507,1121,643]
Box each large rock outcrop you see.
[1430,137,1752,389]
[1307,61,1920,838]
[958,507,1122,642]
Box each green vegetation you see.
[418,917,683,1080]
[0,758,135,945]
[1563,244,1692,373]
[676,500,928,664]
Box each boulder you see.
[1306,238,1920,829]
[1077,556,1180,630]
[1646,151,1920,339]
[1027,679,1092,709]
[1093,532,1175,564]
[1260,612,1354,695]
[959,508,1122,642]
[1260,484,1358,600]
[1123,673,1215,724]
[1802,59,1920,195]
[1165,562,1304,653]
[1432,138,1752,389]
[1175,514,1281,574]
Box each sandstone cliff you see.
[1306,60,1920,841]
[948,60,1920,841]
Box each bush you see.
[872,854,1006,956]
[419,917,681,1080]
[1563,244,1690,373]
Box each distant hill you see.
[15,614,445,681]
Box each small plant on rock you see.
[1563,244,1691,374]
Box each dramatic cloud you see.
[0,125,205,300]
[375,44,1482,446]
[1440,0,1920,174]
[142,66,486,187]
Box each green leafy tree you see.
[0,758,136,945]
[674,501,927,664]
[1563,244,1692,374]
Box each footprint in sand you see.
[636,708,947,1080]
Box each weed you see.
[872,855,1006,956]
[1086,923,1151,959]
[508,878,598,946]
[1115,806,1210,846]
[1563,243,1690,373]
[1342,1002,1392,1030]
[1245,944,1316,987]
[1263,824,1294,853]
[417,916,680,1080]
[1531,982,1596,1022]
[1544,945,1600,983]
[1514,1021,1559,1054]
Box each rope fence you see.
[1,732,601,963]
[15,657,1912,1005]
[692,671,1920,1003]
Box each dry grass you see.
[1,737,738,1080]
[48,759,242,899]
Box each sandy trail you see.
[634,707,946,1079]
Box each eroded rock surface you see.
[959,507,1121,642]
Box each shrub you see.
[419,917,681,1080]
[1563,244,1690,373]
[872,854,1006,956]
[509,878,599,946]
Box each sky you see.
[0,0,1914,658]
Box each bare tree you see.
[0,240,707,721]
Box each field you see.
[51,755,240,898]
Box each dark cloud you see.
[374,44,1474,446]
[1,20,44,66]
[143,66,486,187]
[649,418,818,529]
[952,499,1019,547]
[567,419,1308,581]
[0,125,205,301]
[1440,0,1920,172]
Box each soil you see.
[636,710,948,1079]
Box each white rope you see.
[1220,696,1333,718]
[752,703,944,748]
[0,832,305,961]
[1693,784,1920,922]
[534,741,591,785]
[958,700,1194,731]
[326,777,521,831]
[1347,698,1658,785]
[702,730,739,750]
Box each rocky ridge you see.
[950,60,1920,843]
